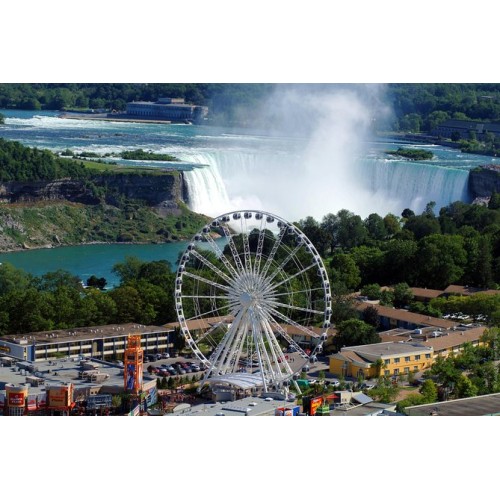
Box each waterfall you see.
[177,146,473,220]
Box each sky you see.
[3,2,499,499]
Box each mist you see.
[187,84,395,222]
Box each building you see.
[432,119,500,140]
[0,323,173,362]
[329,342,434,379]
[124,97,208,123]
[0,356,158,415]
[405,392,500,416]
[354,301,458,330]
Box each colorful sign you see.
[8,391,26,407]
[309,396,323,416]
[47,386,72,408]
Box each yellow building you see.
[329,342,434,379]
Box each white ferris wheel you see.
[174,210,332,395]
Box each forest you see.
[2,83,500,130]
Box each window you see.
[394,358,400,363]
[425,353,431,359]
[394,368,399,375]
[415,355,421,360]
[404,367,409,373]
[414,366,418,372]
[405,356,410,362]
[384,359,390,365]
[384,370,390,376]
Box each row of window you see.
[384,353,431,365]
[384,366,418,376]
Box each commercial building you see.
[124,97,208,123]
[329,342,434,379]
[0,356,158,415]
[0,323,173,362]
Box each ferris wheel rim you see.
[174,209,332,391]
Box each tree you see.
[392,283,414,308]
[365,213,387,241]
[415,234,467,288]
[361,283,381,300]
[456,375,478,398]
[332,319,380,351]
[419,379,438,403]
[86,275,107,290]
[0,112,5,125]
[369,377,400,403]
[329,253,361,292]
[383,213,401,238]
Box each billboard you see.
[275,406,300,416]
[7,388,27,407]
[47,385,72,408]
[309,396,323,416]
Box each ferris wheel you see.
[174,210,332,394]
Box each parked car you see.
[161,353,170,359]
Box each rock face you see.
[0,172,185,208]
[0,179,99,204]
[469,166,500,198]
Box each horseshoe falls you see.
[179,142,482,221]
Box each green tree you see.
[329,253,361,292]
[361,283,381,300]
[456,375,478,398]
[332,319,380,351]
[416,234,467,288]
[419,379,438,403]
[392,283,414,308]
[0,112,5,125]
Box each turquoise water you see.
[0,239,226,288]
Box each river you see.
[0,108,498,285]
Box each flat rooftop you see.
[342,342,432,358]
[0,357,156,392]
[1,323,171,346]
[167,396,299,416]
[405,392,500,416]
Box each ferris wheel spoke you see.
[270,287,325,298]
[264,315,308,358]
[265,241,305,284]
[267,262,317,292]
[220,224,245,273]
[262,304,323,339]
[260,227,286,278]
[182,271,231,293]
[253,219,268,274]
[185,302,233,322]
[195,315,235,344]
[182,295,233,300]
[240,225,253,273]
[267,301,324,315]
[190,250,236,286]
[203,232,239,279]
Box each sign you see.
[309,396,323,416]
[8,391,25,407]
[0,345,10,353]
[47,386,72,408]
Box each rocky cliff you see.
[469,166,500,198]
[0,171,185,210]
